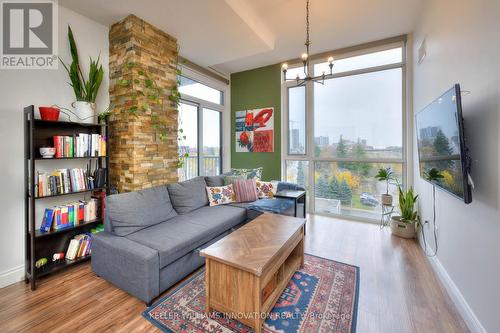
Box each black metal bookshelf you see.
[24,105,109,290]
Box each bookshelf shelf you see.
[35,255,91,278]
[34,156,106,161]
[32,187,106,199]
[34,119,107,128]
[24,105,109,291]
[34,218,102,238]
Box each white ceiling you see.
[60,0,424,75]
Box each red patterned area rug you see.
[143,254,359,333]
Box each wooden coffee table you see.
[200,213,305,333]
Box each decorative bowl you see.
[39,147,56,158]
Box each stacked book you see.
[40,198,99,232]
[66,233,93,260]
[35,168,98,197]
[53,134,106,158]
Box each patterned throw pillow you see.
[230,167,263,180]
[223,174,246,186]
[255,179,278,199]
[206,185,236,206]
[232,179,258,203]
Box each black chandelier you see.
[282,0,334,86]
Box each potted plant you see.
[375,167,396,205]
[61,26,104,123]
[390,186,420,238]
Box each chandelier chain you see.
[282,0,334,86]
[305,0,310,48]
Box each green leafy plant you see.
[117,61,170,140]
[423,167,444,183]
[115,55,188,168]
[60,26,104,103]
[172,49,189,168]
[98,108,111,124]
[375,167,395,195]
[397,186,419,224]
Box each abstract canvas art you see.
[235,107,274,152]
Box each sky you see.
[288,48,404,149]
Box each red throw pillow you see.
[233,178,258,203]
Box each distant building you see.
[314,136,330,146]
[420,126,440,140]
[291,129,300,151]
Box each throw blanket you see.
[248,181,303,214]
[248,198,294,214]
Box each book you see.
[40,208,54,232]
[66,239,80,260]
[60,206,69,228]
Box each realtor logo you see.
[1,0,58,69]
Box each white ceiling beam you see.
[224,0,275,50]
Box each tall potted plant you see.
[375,167,396,205]
[61,26,104,123]
[391,186,420,238]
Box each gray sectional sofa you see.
[92,176,259,304]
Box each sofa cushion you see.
[125,205,246,268]
[230,167,263,179]
[227,201,263,220]
[223,174,246,185]
[206,184,236,206]
[256,179,278,198]
[205,175,224,187]
[233,178,258,202]
[167,176,209,214]
[106,185,177,236]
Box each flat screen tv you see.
[415,84,472,203]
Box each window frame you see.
[281,39,409,223]
[178,67,227,179]
[287,85,307,156]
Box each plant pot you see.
[390,216,417,238]
[381,194,393,206]
[39,106,60,121]
[72,101,97,124]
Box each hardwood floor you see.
[0,214,468,333]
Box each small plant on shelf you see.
[374,167,398,206]
[390,186,420,238]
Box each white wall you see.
[0,6,109,287]
[413,1,500,332]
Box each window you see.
[202,108,221,176]
[288,86,306,155]
[285,160,309,189]
[178,102,198,181]
[314,68,403,159]
[179,76,223,105]
[178,73,225,181]
[283,44,406,221]
[314,47,403,75]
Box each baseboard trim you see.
[428,256,486,333]
[0,265,25,289]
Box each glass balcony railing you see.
[178,155,221,181]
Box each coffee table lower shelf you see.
[203,228,304,333]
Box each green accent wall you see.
[231,64,281,181]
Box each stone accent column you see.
[109,14,178,192]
